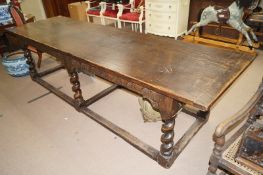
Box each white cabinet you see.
[145,0,190,39]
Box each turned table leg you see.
[160,117,175,157]
[24,48,37,79]
[157,112,178,168]
[141,93,181,168]
[157,98,180,168]
[69,70,84,109]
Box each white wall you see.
[20,0,46,20]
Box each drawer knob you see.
[169,5,172,8]
[169,16,171,19]
[168,27,170,30]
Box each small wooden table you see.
[5,16,255,168]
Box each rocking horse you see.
[185,0,259,49]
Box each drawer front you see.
[146,11,176,24]
[145,2,177,12]
[146,22,175,36]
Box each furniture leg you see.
[207,127,225,175]
[160,117,175,157]
[117,20,122,29]
[219,171,226,175]
[157,112,177,168]
[24,48,37,79]
[207,160,219,175]
[194,27,200,43]
[36,51,42,68]
[139,23,143,33]
[101,17,106,25]
[87,16,90,23]
[2,33,10,53]
[69,70,84,109]
[0,48,3,57]
[237,32,243,46]
[139,95,179,168]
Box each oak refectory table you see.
[5,16,255,168]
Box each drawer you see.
[145,2,177,12]
[146,11,176,24]
[146,22,175,35]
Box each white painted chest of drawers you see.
[145,0,190,39]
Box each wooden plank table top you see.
[5,16,256,168]
[6,16,255,111]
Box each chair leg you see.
[139,23,143,33]
[131,23,134,31]
[87,16,90,22]
[207,156,219,175]
[36,52,42,68]
[101,17,106,25]
[117,20,122,29]
[0,48,4,58]
[219,171,226,175]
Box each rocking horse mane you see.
[235,0,254,9]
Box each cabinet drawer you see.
[146,22,175,35]
[146,11,176,24]
[145,2,177,12]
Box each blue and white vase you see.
[2,52,29,77]
[0,4,13,25]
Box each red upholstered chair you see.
[100,1,119,26]
[8,4,43,68]
[117,0,145,33]
[100,1,131,26]
[85,0,102,23]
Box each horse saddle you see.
[215,6,230,24]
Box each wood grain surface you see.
[6,16,255,111]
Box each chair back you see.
[8,4,26,26]
[135,0,144,8]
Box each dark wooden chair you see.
[8,4,43,68]
[207,79,263,175]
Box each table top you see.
[6,16,255,111]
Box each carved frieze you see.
[69,59,182,120]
